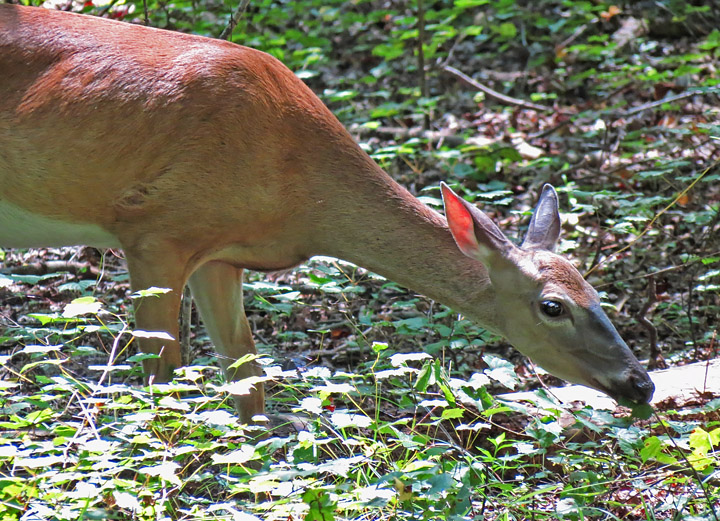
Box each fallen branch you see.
[624,86,720,116]
[595,250,720,289]
[349,124,469,147]
[443,65,554,113]
[2,260,100,277]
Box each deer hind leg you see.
[124,246,189,383]
[188,261,264,423]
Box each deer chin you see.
[531,351,655,405]
[586,374,655,405]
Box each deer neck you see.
[307,152,499,332]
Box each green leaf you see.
[640,436,678,465]
[139,461,181,486]
[62,296,102,317]
[415,361,434,392]
[454,0,490,7]
[493,22,517,39]
[211,445,257,465]
[483,354,519,389]
[131,330,174,341]
[389,352,431,366]
[427,473,455,496]
[302,489,336,521]
[688,427,715,455]
[441,408,464,420]
[19,344,62,355]
[372,341,389,353]
[371,42,404,60]
[131,286,172,299]
[631,402,654,420]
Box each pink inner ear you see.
[443,186,479,254]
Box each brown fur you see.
[535,254,598,308]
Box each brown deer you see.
[0,5,654,423]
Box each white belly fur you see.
[0,199,119,249]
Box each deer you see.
[0,5,654,424]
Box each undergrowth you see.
[0,292,718,520]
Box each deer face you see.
[442,183,655,404]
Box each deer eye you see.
[540,300,564,318]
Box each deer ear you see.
[441,182,514,264]
[521,184,561,252]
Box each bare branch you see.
[219,0,251,41]
[443,65,554,113]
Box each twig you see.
[96,0,121,18]
[556,23,588,51]
[416,0,429,130]
[64,391,103,466]
[595,250,720,288]
[437,29,467,69]
[686,275,699,360]
[704,331,717,393]
[527,118,572,140]
[219,0,251,41]
[1,260,100,277]
[180,286,192,366]
[349,124,468,146]
[97,324,131,387]
[624,87,720,116]
[637,275,664,369]
[443,65,554,113]
[585,219,606,274]
[305,344,368,358]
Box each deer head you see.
[442,183,654,404]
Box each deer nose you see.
[621,369,655,404]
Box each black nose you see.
[630,371,655,404]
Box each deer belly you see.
[0,199,119,249]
